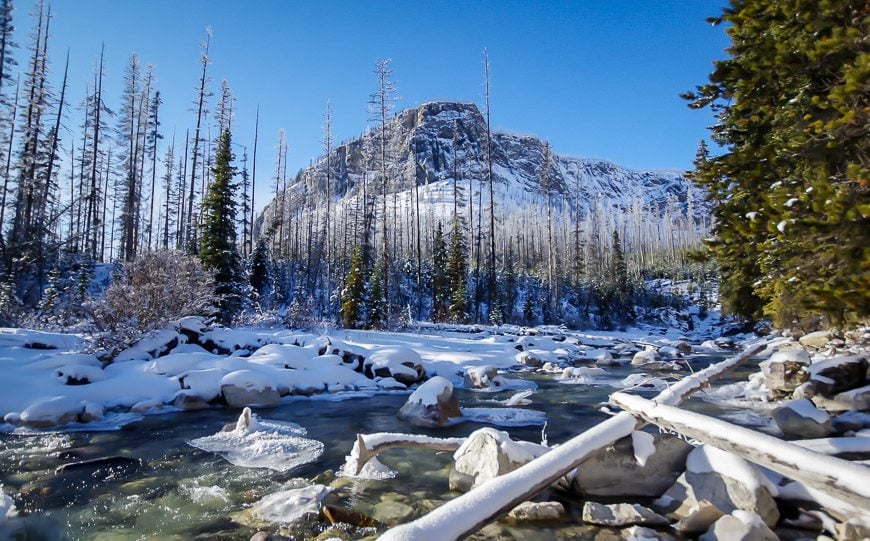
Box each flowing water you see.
[0,354,746,541]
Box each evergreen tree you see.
[431,221,449,321]
[611,230,628,301]
[684,0,868,327]
[198,129,242,323]
[448,217,468,322]
[341,245,364,328]
[249,237,271,307]
[366,258,385,329]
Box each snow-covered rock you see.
[54,364,106,385]
[0,328,81,350]
[772,398,832,438]
[806,355,867,397]
[397,376,461,428]
[463,365,501,389]
[832,385,870,411]
[573,433,692,497]
[0,484,16,524]
[508,501,565,521]
[220,370,282,408]
[631,350,662,366]
[18,396,84,428]
[449,427,549,491]
[114,330,181,362]
[655,445,779,527]
[799,330,833,350]
[582,502,669,527]
[698,511,777,541]
[591,349,618,366]
[621,525,674,541]
[173,391,210,411]
[364,345,425,385]
[760,349,810,396]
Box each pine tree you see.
[366,258,385,329]
[684,0,868,327]
[611,229,628,301]
[249,236,271,307]
[341,244,364,328]
[198,129,242,323]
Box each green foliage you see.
[367,259,385,329]
[198,129,244,324]
[341,245,364,328]
[431,221,450,321]
[685,0,869,327]
[448,218,468,323]
[249,237,272,307]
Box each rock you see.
[463,365,500,389]
[173,391,211,411]
[760,349,810,396]
[78,401,104,423]
[674,500,725,534]
[373,499,415,522]
[220,370,282,408]
[772,398,832,438]
[714,337,738,350]
[799,330,833,350]
[807,355,868,397]
[573,433,692,498]
[592,350,619,366]
[833,385,870,411]
[19,396,84,428]
[675,341,693,354]
[450,427,549,491]
[699,511,777,541]
[516,350,546,368]
[397,376,461,428]
[508,501,565,521]
[622,525,675,540]
[582,502,669,527]
[364,345,426,385]
[837,516,870,541]
[322,505,381,528]
[249,532,290,541]
[632,350,662,366]
[656,446,779,527]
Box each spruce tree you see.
[685,0,868,327]
[431,221,449,322]
[249,237,271,307]
[448,217,468,322]
[341,245,364,328]
[199,129,242,323]
[367,259,385,329]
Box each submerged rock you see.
[397,376,461,428]
[508,501,565,521]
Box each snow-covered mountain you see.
[258,101,697,236]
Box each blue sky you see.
[18,0,729,211]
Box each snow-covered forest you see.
[0,0,868,540]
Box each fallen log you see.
[610,392,870,511]
[378,342,769,540]
[349,432,467,476]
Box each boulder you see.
[621,525,675,541]
[397,376,461,428]
[220,370,282,408]
[573,433,692,498]
[508,501,565,521]
[449,428,549,491]
[592,350,619,366]
[675,341,693,354]
[582,502,669,527]
[837,517,870,541]
[18,396,84,428]
[364,346,426,385]
[806,355,868,397]
[714,337,738,350]
[674,500,725,534]
[655,446,779,527]
[463,365,500,389]
[631,350,662,366]
[799,330,832,350]
[760,349,810,396]
[516,350,547,368]
[699,511,777,541]
[833,385,870,411]
[173,391,211,411]
[772,398,832,438]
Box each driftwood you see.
[611,392,870,511]
[378,343,769,541]
[351,433,467,476]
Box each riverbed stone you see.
[582,502,669,527]
[674,500,725,534]
[397,376,461,428]
[699,512,777,541]
[173,391,210,411]
[761,349,810,397]
[772,398,833,438]
[508,501,565,521]
[799,331,833,350]
[572,433,692,498]
[373,499,415,522]
[464,365,500,389]
[450,428,548,491]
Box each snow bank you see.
[0,328,81,350]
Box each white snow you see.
[187,416,323,471]
[54,364,106,383]
[686,445,774,493]
[406,376,452,407]
[781,398,830,424]
[631,431,655,467]
[219,369,275,392]
[253,484,331,523]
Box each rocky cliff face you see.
[258,101,697,235]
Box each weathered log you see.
[351,432,466,476]
[610,392,870,511]
[377,343,769,541]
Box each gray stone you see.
[582,502,670,527]
[173,392,210,411]
[799,330,832,350]
[837,516,870,541]
[674,500,725,534]
[450,428,548,491]
[656,469,779,527]
[807,355,868,397]
[249,533,290,541]
[772,398,832,439]
[463,365,499,389]
[508,501,565,521]
[397,376,461,428]
[699,513,777,541]
[573,433,692,498]
[221,384,281,408]
[621,525,676,541]
[833,385,870,411]
[631,350,662,366]
[761,350,810,396]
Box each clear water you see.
[0,356,740,541]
